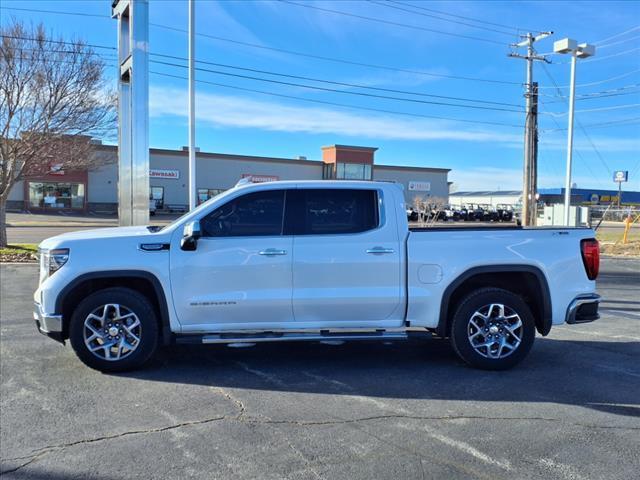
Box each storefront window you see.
[197,188,226,205]
[336,163,372,180]
[150,186,164,209]
[28,182,85,210]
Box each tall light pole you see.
[188,0,197,210]
[553,38,595,226]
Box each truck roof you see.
[234,179,402,190]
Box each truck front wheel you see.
[69,287,159,372]
[450,288,535,370]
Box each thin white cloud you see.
[149,86,522,144]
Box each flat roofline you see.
[451,191,522,195]
[375,164,450,173]
[321,144,378,152]
[95,144,449,173]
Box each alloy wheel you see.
[83,304,142,361]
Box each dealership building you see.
[7,143,450,213]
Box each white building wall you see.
[88,163,118,203]
[149,152,323,206]
[449,194,521,208]
[373,166,449,204]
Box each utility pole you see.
[509,32,552,226]
[530,82,539,225]
[188,0,197,210]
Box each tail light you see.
[580,238,600,280]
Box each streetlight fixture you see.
[553,38,596,226]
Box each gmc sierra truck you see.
[34,180,601,372]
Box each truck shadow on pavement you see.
[122,337,640,418]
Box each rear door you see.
[288,187,404,327]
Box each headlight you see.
[39,248,69,284]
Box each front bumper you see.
[566,294,601,324]
[34,302,65,343]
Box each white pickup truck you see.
[35,180,601,372]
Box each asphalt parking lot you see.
[1,259,639,479]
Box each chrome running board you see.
[175,330,418,345]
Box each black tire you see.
[69,287,159,372]
[450,288,535,370]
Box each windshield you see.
[159,189,231,232]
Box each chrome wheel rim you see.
[83,304,142,361]
[467,303,523,359]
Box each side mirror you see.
[180,220,202,251]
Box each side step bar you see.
[176,330,417,345]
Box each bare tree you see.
[0,21,115,246]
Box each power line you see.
[553,47,640,65]
[597,34,640,49]
[540,116,640,131]
[368,0,516,36]
[1,35,524,109]
[2,5,523,85]
[150,51,524,108]
[151,58,525,113]
[277,0,508,45]
[150,70,524,128]
[542,86,640,103]
[542,103,640,116]
[574,83,640,97]
[537,68,640,89]
[151,22,521,86]
[0,34,117,51]
[0,6,107,18]
[387,0,540,33]
[540,63,613,176]
[594,25,640,45]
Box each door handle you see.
[259,248,287,256]
[366,247,395,254]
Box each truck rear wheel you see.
[450,288,535,370]
[69,287,159,373]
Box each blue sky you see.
[2,0,639,190]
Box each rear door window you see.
[289,189,379,235]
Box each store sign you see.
[408,181,431,192]
[590,194,599,203]
[613,170,628,183]
[49,163,65,176]
[241,174,279,183]
[150,169,180,179]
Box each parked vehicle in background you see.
[34,181,600,373]
[149,199,157,216]
[407,208,420,222]
[497,205,514,222]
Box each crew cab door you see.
[170,189,293,329]
[287,187,404,327]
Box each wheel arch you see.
[56,270,173,345]
[437,265,552,338]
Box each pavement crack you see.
[0,415,227,475]
[2,412,636,475]
[210,386,247,420]
[243,413,640,431]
